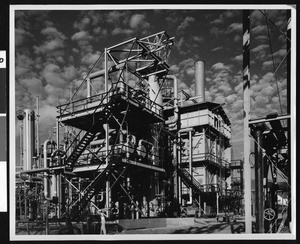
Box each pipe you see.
[88,63,125,80]
[194,60,205,103]
[43,140,56,168]
[87,78,91,98]
[137,139,154,158]
[165,75,179,125]
[188,130,193,204]
[36,97,40,168]
[178,127,195,134]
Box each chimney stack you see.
[194,60,205,103]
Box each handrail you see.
[57,81,164,119]
[181,152,230,168]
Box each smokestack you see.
[194,60,205,103]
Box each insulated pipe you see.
[43,172,51,200]
[165,75,179,125]
[51,174,57,198]
[194,60,205,103]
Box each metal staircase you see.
[178,167,203,195]
[64,92,120,170]
[65,131,98,169]
[69,156,118,219]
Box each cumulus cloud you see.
[129,14,150,31]
[251,24,267,35]
[252,44,269,53]
[19,77,44,97]
[210,18,223,25]
[15,28,32,46]
[111,27,133,36]
[41,26,66,40]
[71,31,93,42]
[177,16,195,32]
[34,39,65,54]
[211,62,232,71]
[232,54,242,63]
[211,46,223,52]
[228,22,242,32]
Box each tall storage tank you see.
[23,109,36,171]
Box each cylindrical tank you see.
[194,60,205,103]
[23,109,36,171]
[148,75,163,112]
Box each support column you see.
[243,9,252,234]
[254,124,265,233]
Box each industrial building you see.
[14,30,290,234]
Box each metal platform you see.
[57,85,164,131]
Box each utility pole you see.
[243,9,252,234]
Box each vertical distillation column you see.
[23,109,36,171]
[243,9,252,234]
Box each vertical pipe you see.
[56,121,59,151]
[216,191,219,215]
[254,124,265,233]
[194,60,205,103]
[57,173,62,218]
[20,125,23,170]
[188,130,193,204]
[36,96,40,168]
[87,78,91,98]
[24,182,27,218]
[243,9,252,234]
[178,145,182,206]
[18,187,22,219]
[105,48,108,93]
[173,139,179,216]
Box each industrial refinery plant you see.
[14,29,291,235]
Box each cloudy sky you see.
[14,6,290,160]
